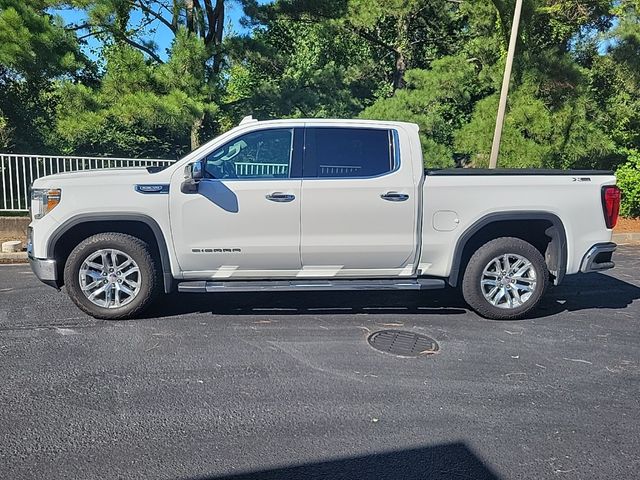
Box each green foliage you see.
[224,19,379,120]
[536,0,612,46]
[455,91,549,169]
[588,1,640,155]
[53,31,218,158]
[0,0,89,152]
[0,0,84,78]
[361,56,485,168]
[0,112,11,149]
[616,149,640,218]
[456,78,615,169]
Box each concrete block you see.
[0,216,30,241]
[2,240,22,252]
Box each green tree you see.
[54,29,218,157]
[455,74,615,169]
[0,0,88,152]
[60,0,229,150]
[616,149,640,218]
[450,0,618,169]
[223,17,379,122]
[361,56,486,168]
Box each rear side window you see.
[304,127,395,178]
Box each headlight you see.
[31,188,61,220]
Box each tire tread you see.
[461,237,549,320]
[63,233,160,320]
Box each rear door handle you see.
[381,192,409,202]
[266,192,296,202]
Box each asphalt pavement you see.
[1,247,639,480]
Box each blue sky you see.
[54,1,267,62]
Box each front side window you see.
[204,129,293,179]
[304,127,395,178]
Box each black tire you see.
[461,237,549,320]
[63,233,161,320]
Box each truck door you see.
[169,127,303,276]
[299,125,419,277]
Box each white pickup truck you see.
[27,117,620,320]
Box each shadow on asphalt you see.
[536,272,640,318]
[146,287,468,318]
[145,272,640,321]
[187,442,500,480]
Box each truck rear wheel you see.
[63,233,161,320]
[461,237,549,320]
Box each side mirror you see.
[191,161,204,181]
[181,161,204,194]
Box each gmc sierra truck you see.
[27,117,620,320]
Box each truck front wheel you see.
[461,237,549,320]
[63,233,161,320]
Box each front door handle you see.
[381,192,409,202]
[266,192,296,203]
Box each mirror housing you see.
[191,161,204,181]
[181,161,204,194]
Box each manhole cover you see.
[367,330,439,357]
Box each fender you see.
[447,211,568,287]
[47,213,174,294]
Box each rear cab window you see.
[303,127,396,178]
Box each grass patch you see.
[0,211,29,217]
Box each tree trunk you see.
[185,0,195,33]
[190,113,204,151]
[392,52,407,91]
[392,14,410,92]
[209,0,225,75]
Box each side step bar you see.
[177,278,446,294]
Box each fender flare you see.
[47,213,174,294]
[448,211,568,287]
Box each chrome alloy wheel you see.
[78,249,141,308]
[480,253,537,309]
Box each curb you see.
[613,232,640,245]
[0,251,28,264]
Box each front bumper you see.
[27,226,61,289]
[580,242,616,273]
[28,255,61,289]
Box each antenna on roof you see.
[239,115,258,125]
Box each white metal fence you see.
[319,165,361,176]
[235,162,288,177]
[0,154,174,212]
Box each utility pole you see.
[488,0,523,169]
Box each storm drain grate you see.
[367,330,439,357]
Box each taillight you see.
[602,185,621,229]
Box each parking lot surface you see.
[1,247,639,480]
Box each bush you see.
[616,150,640,218]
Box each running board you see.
[177,278,446,294]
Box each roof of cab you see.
[237,115,418,130]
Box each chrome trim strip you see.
[177,277,446,293]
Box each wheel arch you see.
[448,211,567,288]
[47,213,174,294]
